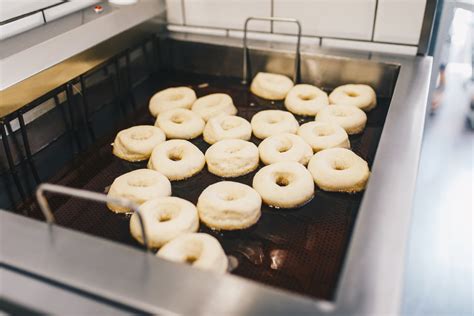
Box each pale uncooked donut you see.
[156,108,205,140]
[205,139,259,178]
[197,181,261,230]
[112,125,165,161]
[107,169,171,213]
[148,140,205,181]
[252,161,314,208]
[329,84,377,111]
[307,148,370,193]
[250,72,294,100]
[297,121,350,153]
[315,104,367,135]
[203,115,251,145]
[251,110,299,139]
[157,233,228,273]
[149,87,196,117]
[192,93,237,121]
[284,84,329,116]
[130,197,199,248]
[258,133,312,166]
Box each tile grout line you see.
[371,0,379,41]
[270,0,274,33]
[180,0,186,25]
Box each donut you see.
[297,121,350,152]
[252,161,314,208]
[328,84,377,111]
[157,233,228,273]
[250,72,294,100]
[112,125,165,161]
[284,84,329,116]
[251,110,299,139]
[155,108,205,140]
[130,197,199,248]
[197,181,261,230]
[258,133,312,166]
[149,87,196,117]
[203,115,252,145]
[205,139,259,178]
[148,140,205,181]
[107,169,171,213]
[307,148,370,193]
[191,93,237,121]
[315,104,367,135]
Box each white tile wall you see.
[373,0,427,45]
[184,0,272,31]
[0,12,44,41]
[0,0,61,22]
[273,0,376,40]
[322,38,418,55]
[165,0,183,24]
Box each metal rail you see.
[35,183,150,251]
[242,17,302,84]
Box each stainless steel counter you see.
[0,31,432,315]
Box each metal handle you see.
[242,16,302,84]
[36,183,150,252]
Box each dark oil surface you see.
[29,70,391,301]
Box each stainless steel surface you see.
[417,0,438,55]
[0,30,432,314]
[36,183,150,251]
[242,16,301,84]
[0,0,165,90]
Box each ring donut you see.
[284,84,329,116]
[191,93,237,121]
[203,115,252,145]
[329,84,377,111]
[250,72,294,100]
[197,181,261,230]
[107,169,171,213]
[156,108,205,140]
[252,161,314,208]
[205,139,259,178]
[148,139,205,181]
[112,125,165,161]
[315,104,367,135]
[149,87,197,117]
[307,148,370,193]
[157,233,228,273]
[251,110,299,139]
[297,121,350,152]
[130,197,199,248]
[258,133,313,166]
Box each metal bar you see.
[79,75,96,142]
[113,58,128,116]
[417,0,438,56]
[242,16,302,84]
[35,183,150,252]
[65,83,82,152]
[17,112,41,184]
[0,122,26,202]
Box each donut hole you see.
[221,119,240,131]
[157,212,173,222]
[346,91,359,97]
[219,189,245,201]
[130,130,153,140]
[332,109,348,117]
[168,148,184,161]
[332,159,350,171]
[267,116,283,124]
[171,114,186,124]
[182,241,203,265]
[167,94,184,101]
[277,139,293,153]
[298,93,316,101]
[127,177,155,187]
[274,172,293,187]
[313,126,334,137]
[224,144,244,154]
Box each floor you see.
[402,8,473,316]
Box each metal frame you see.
[417,0,438,56]
[242,16,302,84]
[1,31,432,314]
